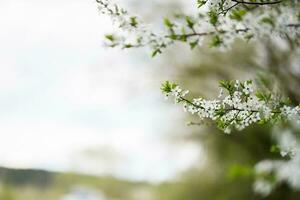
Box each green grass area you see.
[0,167,154,200]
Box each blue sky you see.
[0,0,201,182]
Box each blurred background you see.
[0,0,300,199]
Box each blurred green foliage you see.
[0,167,152,200]
[152,36,300,199]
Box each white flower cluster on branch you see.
[97,0,300,56]
[161,80,300,133]
[97,0,300,196]
[254,125,300,196]
[96,0,172,56]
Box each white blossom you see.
[162,80,300,133]
[98,0,300,54]
[253,179,273,197]
[242,80,254,95]
[254,124,300,195]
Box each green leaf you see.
[227,164,253,180]
[210,35,223,47]
[123,44,133,48]
[178,35,187,42]
[258,119,268,125]
[279,98,292,106]
[244,33,254,42]
[260,17,275,27]
[105,34,115,42]
[151,49,162,57]
[197,0,207,8]
[246,80,252,85]
[161,81,177,94]
[229,10,247,21]
[189,40,198,49]
[255,91,271,102]
[270,145,281,153]
[208,10,218,26]
[178,28,187,41]
[215,106,226,117]
[129,16,138,27]
[169,33,177,40]
[219,80,235,95]
[185,16,195,29]
[163,18,174,28]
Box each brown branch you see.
[286,23,300,28]
[179,96,281,114]
[165,20,300,42]
[218,2,240,15]
[231,0,282,5]
[165,28,249,40]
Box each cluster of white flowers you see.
[254,126,300,196]
[99,0,300,196]
[207,0,235,10]
[97,0,134,30]
[253,179,274,197]
[162,80,300,133]
[281,105,300,122]
[97,0,169,53]
[200,0,300,47]
[98,0,300,54]
[275,129,298,157]
[169,86,189,103]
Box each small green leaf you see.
[189,40,198,49]
[227,164,253,180]
[208,10,218,26]
[256,91,271,102]
[123,44,133,48]
[197,0,207,8]
[169,33,177,40]
[244,33,254,42]
[279,98,292,106]
[219,80,235,95]
[258,119,268,125]
[210,35,223,47]
[270,145,281,153]
[215,107,226,117]
[260,17,274,27]
[161,81,177,94]
[151,49,162,57]
[185,16,195,29]
[229,10,247,21]
[105,34,115,42]
[178,28,187,41]
[178,35,187,42]
[129,16,138,27]
[164,18,174,28]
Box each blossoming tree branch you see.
[97,0,300,131]
[97,0,299,56]
[161,80,300,133]
[97,0,300,196]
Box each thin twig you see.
[179,96,281,114]
[218,2,240,15]
[231,0,282,5]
